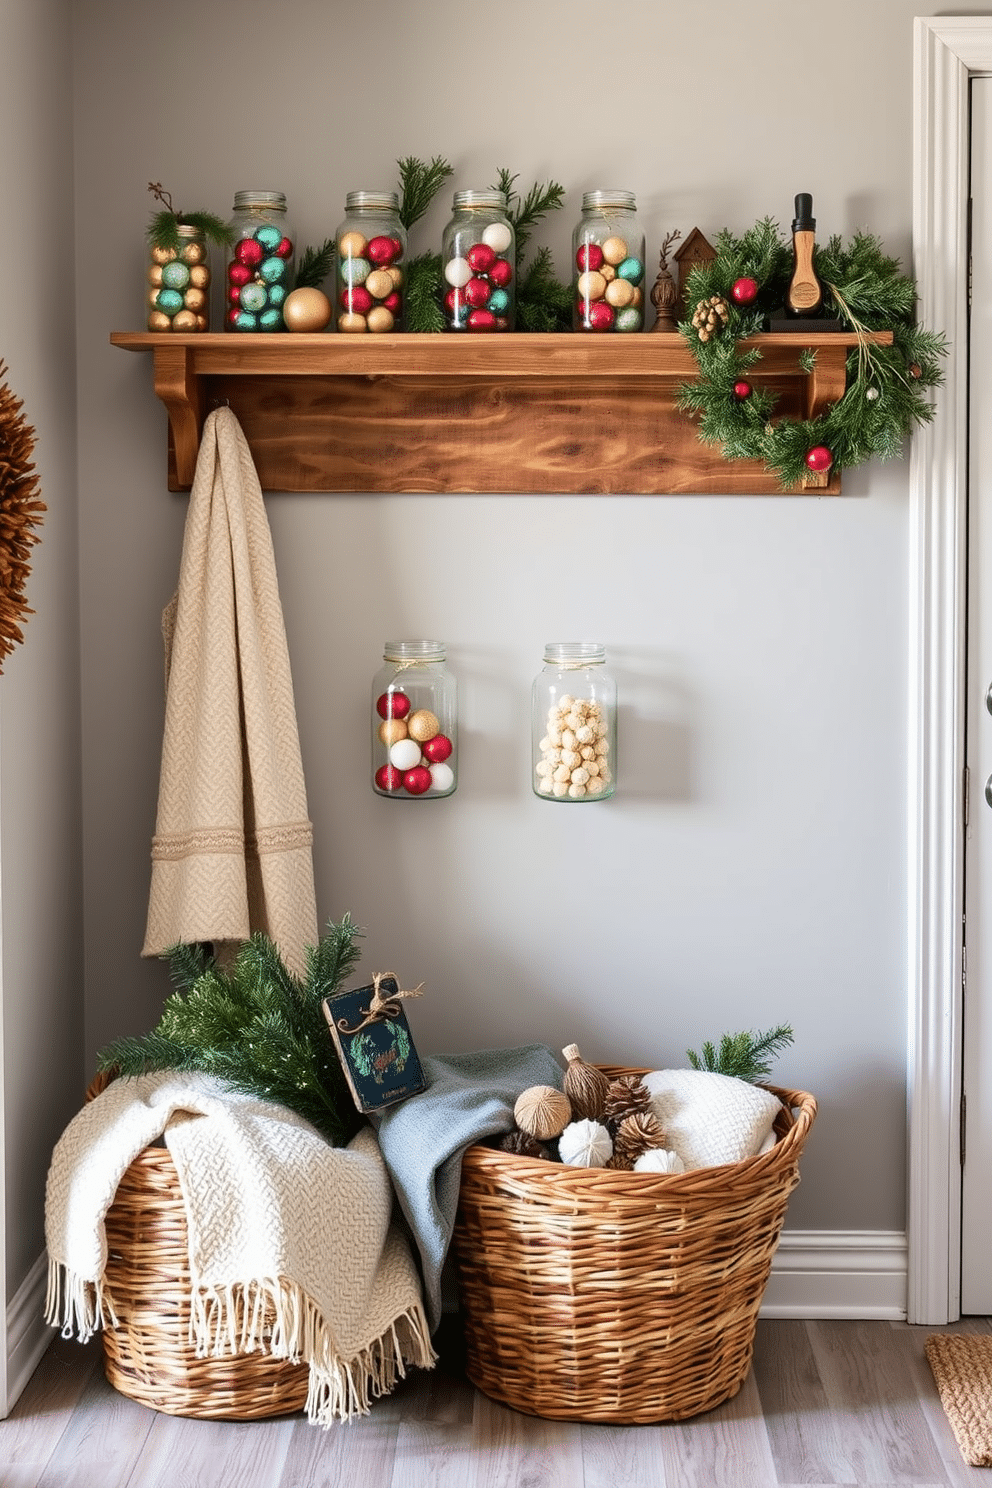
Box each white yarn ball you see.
[633,1147,685,1175]
[558,1118,613,1168]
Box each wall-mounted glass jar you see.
[441,190,515,332]
[532,642,616,800]
[335,190,407,334]
[372,641,457,798]
[225,190,295,332]
[572,191,646,333]
[147,225,211,332]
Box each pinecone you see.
[496,1127,548,1160]
[603,1075,652,1132]
[691,294,730,342]
[611,1111,666,1170]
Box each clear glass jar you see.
[335,191,407,334]
[372,641,457,798]
[441,190,515,332]
[147,225,211,333]
[532,642,616,801]
[225,190,295,332]
[572,191,646,333]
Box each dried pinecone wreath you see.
[0,364,45,669]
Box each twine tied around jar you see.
[336,972,425,1035]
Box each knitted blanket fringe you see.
[44,1264,434,1427]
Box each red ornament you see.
[733,380,752,400]
[235,238,264,268]
[403,766,433,795]
[464,276,491,308]
[342,285,374,315]
[467,309,497,330]
[585,300,615,331]
[367,235,398,265]
[466,242,497,274]
[444,287,461,312]
[383,291,402,313]
[228,285,244,305]
[731,276,759,305]
[376,689,411,720]
[422,733,453,763]
[576,242,604,273]
[226,308,240,329]
[274,236,294,259]
[805,445,834,472]
[375,764,404,792]
[488,258,513,288]
[228,261,253,287]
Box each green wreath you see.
[676,218,946,489]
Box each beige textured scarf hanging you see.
[143,407,317,977]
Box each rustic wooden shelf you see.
[110,330,892,496]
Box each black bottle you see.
[785,193,824,318]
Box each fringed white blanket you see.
[44,1072,434,1425]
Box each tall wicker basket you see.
[452,1068,816,1424]
[86,1070,309,1420]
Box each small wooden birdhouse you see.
[674,228,717,320]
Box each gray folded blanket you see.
[369,1044,564,1331]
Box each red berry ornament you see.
[228,262,252,288]
[403,766,433,795]
[342,285,374,315]
[376,689,411,720]
[576,243,604,273]
[235,238,264,268]
[367,235,398,265]
[731,277,759,305]
[805,445,833,473]
[488,258,513,288]
[375,764,404,792]
[733,380,752,400]
[586,301,615,331]
[275,237,294,259]
[466,243,497,274]
[464,276,491,308]
[467,309,497,330]
[422,733,453,763]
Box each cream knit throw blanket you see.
[142,406,317,978]
[44,1073,434,1425]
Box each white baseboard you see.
[2,1252,53,1418]
[762,1229,908,1319]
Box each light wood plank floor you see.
[3,1315,990,1488]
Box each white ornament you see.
[389,738,422,771]
[482,221,513,254]
[633,1147,685,1175]
[429,761,455,792]
[558,1118,613,1167]
[444,256,473,288]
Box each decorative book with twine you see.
[323,973,427,1113]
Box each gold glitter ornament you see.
[283,286,332,333]
[408,708,440,743]
[561,1043,609,1121]
[514,1084,571,1140]
[378,717,408,746]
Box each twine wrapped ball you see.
[558,1118,613,1168]
[561,1043,610,1122]
[633,1147,686,1175]
[514,1084,571,1141]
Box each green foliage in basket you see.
[686,1022,794,1084]
[98,916,365,1147]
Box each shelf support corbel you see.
[151,343,206,488]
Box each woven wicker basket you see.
[86,1069,309,1419]
[452,1068,816,1424]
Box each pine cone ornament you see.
[603,1074,651,1132]
[611,1111,666,1170]
[691,294,730,342]
[561,1043,609,1121]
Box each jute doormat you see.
[926,1333,992,1467]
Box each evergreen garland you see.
[398,155,454,334]
[686,1023,795,1084]
[492,168,571,332]
[146,182,232,254]
[98,917,366,1147]
[676,219,946,489]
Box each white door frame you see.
[909,17,992,1323]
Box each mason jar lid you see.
[452,190,508,212]
[176,223,204,239]
[581,190,636,212]
[345,190,400,212]
[543,641,606,665]
[383,639,446,663]
[232,190,287,211]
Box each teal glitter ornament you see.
[617,257,644,284]
[488,288,510,315]
[240,282,267,313]
[615,306,643,332]
[259,307,283,330]
[161,260,191,290]
[259,255,287,285]
[342,257,371,287]
[267,284,287,307]
[156,288,184,315]
[255,223,283,253]
[234,310,258,330]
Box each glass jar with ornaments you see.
[225,190,296,332]
[335,191,406,334]
[372,641,457,799]
[532,642,616,801]
[147,225,211,333]
[573,190,646,333]
[441,190,515,332]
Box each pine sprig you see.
[296,238,336,290]
[686,1024,795,1084]
[404,251,445,333]
[98,916,366,1147]
[491,168,569,330]
[492,168,566,266]
[146,185,232,253]
[397,155,454,231]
